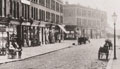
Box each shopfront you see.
[0,20,19,48]
[64,25,76,40]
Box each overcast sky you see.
[62,0,120,30]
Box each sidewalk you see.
[106,39,120,69]
[111,46,120,69]
[0,40,76,64]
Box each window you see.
[28,5,30,19]
[88,11,91,17]
[43,10,45,21]
[14,1,16,18]
[22,3,24,17]
[22,4,30,19]
[46,0,50,8]
[31,0,37,3]
[31,7,34,18]
[34,7,35,20]
[60,5,63,13]
[35,0,38,3]
[51,13,55,23]
[82,10,86,17]
[77,8,82,16]
[17,2,19,18]
[60,16,63,24]
[39,9,42,20]
[0,0,2,16]
[56,15,59,24]
[39,0,45,6]
[41,10,45,21]
[51,0,55,10]
[4,0,6,17]
[77,18,83,26]
[46,11,50,21]
[25,4,27,19]
[56,2,59,12]
[36,8,38,20]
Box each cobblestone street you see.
[0,39,109,69]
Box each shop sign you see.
[40,24,45,27]
[6,27,14,32]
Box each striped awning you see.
[58,25,69,34]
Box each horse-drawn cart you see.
[78,37,90,45]
[98,46,109,60]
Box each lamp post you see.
[112,12,117,59]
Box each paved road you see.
[0,39,108,69]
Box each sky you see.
[62,0,120,30]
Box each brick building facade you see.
[63,4,107,39]
[0,0,65,47]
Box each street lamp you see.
[112,12,117,59]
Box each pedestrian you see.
[16,39,23,59]
[57,33,61,43]
[106,39,113,50]
[7,40,17,59]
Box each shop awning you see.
[58,25,69,34]
[65,25,77,31]
[21,0,30,5]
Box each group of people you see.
[103,39,113,50]
[98,39,113,60]
[5,34,22,59]
[7,39,22,59]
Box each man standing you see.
[16,38,22,59]
[57,33,61,43]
